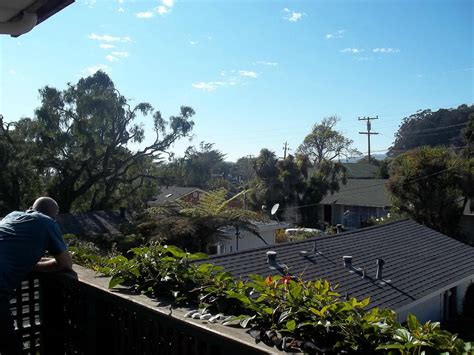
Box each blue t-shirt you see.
[0,211,67,292]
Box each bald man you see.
[0,197,72,354]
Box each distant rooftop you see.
[201,220,474,312]
[342,163,379,179]
[320,179,391,207]
[149,186,206,206]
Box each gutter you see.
[0,12,38,37]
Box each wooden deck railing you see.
[11,265,275,355]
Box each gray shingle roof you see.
[57,210,131,236]
[320,179,392,207]
[202,220,474,312]
[149,186,206,205]
[342,163,379,179]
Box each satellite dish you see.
[271,203,280,215]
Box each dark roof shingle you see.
[202,220,474,312]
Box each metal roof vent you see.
[343,256,352,268]
[300,250,308,257]
[375,258,385,280]
[266,251,277,264]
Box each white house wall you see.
[219,229,276,253]
[397,294,442,323]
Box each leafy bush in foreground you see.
[74,243,470,354]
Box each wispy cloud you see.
[162,0,174,7]
[136,11,154,19]
[189,41,198,46]
[156,6,168,15]
[283,8,304,22]
[239,70,258,78]
[83,64,110,75]
[192,81,226,91]
[100,43,115,49]
[8,69,16,75]
[89,33,131,42]
[106,51,130,62]
[325,29,345,39]
[84,0,96,8]
[340,48,363,54]
[373,48,400,53]
[106,55,118,62]
[193,68,258,91]
[117,7,125,12]
[255,61,278,66]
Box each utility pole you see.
[358,116,379,163]
[283,141,290,159]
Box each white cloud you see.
[189,41,198,45]
[84,0,96,8]
[162,0,174,7]
[8,69,16,75]
[239,70,258,78]
[106,55,118,62]
[100,43,115,49]
[192,81,225,91]
[83,64,110,75]
[325,29,345,39]
[289,12,302,22]
[256,61,278,66]
[341,48,363,54]
[118,0,124,3]
[89,33,131,42]
[156,5,168,15]
[373,48,400,53]
[105,51,130,62]
[136,11,154,18]
[117,7,125,13]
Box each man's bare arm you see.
[33,251,73,272]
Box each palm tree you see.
[138,188,266,253]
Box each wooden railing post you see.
[39,274,66,355]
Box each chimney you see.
[375,258,385,280]
[343,255,352,268]
[120,207,126,219]
[266,251,277,264]
[336,224,343,233]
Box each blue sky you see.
[0,0,472,161]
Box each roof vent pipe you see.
[336,224,343,233]
[375,258,385,280]
[343,256,352,268]
[266,251,277,264]
[0,12,38,37]
[312,241,317,253]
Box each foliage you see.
[0,71,195,213]
[377,314,467,354]
[135,188,265,252]
[388,146,473,237]
[95,243,469,353]
[0,115,45,214]
[388,104,474,157]
[298,116,360,165]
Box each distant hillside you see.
[388,104,473,156]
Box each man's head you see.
[32,197,59,219]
